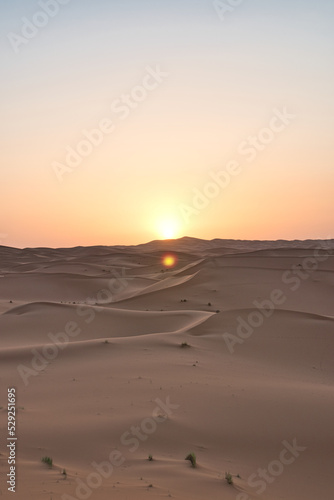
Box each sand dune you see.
[0,238,333,499]
[0,301,213,348]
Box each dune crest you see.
[0,239,333,499]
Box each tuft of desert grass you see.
[225,472,233,485]
[41,456,53,467]
[185,452,196,468]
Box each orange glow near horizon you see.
[1,2,333,249]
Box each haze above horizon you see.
[1,0,333,248]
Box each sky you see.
[1,0,333,248]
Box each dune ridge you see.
[0,238,333,499]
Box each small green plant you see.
[225,472,233,485]
[148,454,153,461]
[62,469,67,477]
[181,342,190,348]
[41,456,53,467]
[185,452,196,468]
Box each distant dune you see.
[0,238,333,499]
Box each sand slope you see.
[0,238,333,499]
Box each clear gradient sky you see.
[1,0,333,248]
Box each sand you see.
[0,237,333,499]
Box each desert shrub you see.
[41,456,53,467]
[225,472,233,485]
[185,452,196,468]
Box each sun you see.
[157,217,180,240]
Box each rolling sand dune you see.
[0,238,333,499]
